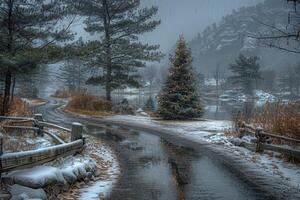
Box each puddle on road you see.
[87,125,270,200]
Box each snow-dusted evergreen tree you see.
[70,0,162,101]
[157,37,203,120]
[229,54,261,95]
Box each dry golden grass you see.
[0,97,33,127]
[64,107,114,118]
[51,89,71,98]
[236,101,300,140]
[0,97,36,152]
[64,92,113,117]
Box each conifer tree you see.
[157,37,203,120]
[0,0,73,115]
[69,0,162,101]
[229,54,261,95]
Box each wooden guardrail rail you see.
[0,114,85,173]
[237,121,300,159]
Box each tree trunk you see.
[2,70,12,115]
[10,76,16,104]
[103,0,112,102]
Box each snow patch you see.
[79,145,120,199]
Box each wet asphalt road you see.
[35,99,284,200]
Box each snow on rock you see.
[241,37,256,51]
[56,156,99,184]
[9,184,47,200]
[3,166,66,189]
[3,157,101,198]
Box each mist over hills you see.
[185,0,299,76]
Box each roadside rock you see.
[3,166,66,189]
[8,184,47,200]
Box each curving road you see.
[35,99,299,200]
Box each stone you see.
[8,184,47,200]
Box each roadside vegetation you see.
[234,101,300,140]
[64,92,113,117]
[0,97,32,123]
[51,89,72,99]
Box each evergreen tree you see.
[229,54,261,95]
[144,96,155,112]
[57,39,88,94]
[157,37,203,120]
[69,0,162,101]
[0,0,73,115]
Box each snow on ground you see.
[21,98,47,107]
[219,89,277,106]
[79,142,120,199]
[105,115,300,189]
[204,78,225,86]
[106,115,232,144]
[254,90,276,105]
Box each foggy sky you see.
[141,0,264,53]
[72,0,265,54]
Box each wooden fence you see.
[237,121,300,159]
[0,114,85,173]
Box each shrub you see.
[112,99,135,115]
[51,89,71,98]
[0,97,32,125]
[66,92,112,112]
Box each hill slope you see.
[188,0,299,74]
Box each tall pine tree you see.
[229,54,261,95]
[157,37,203,120]
[0,0,73,115]
[70,0,162,101]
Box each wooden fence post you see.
[255,128,264,153]
[71,122,83,142]
[34,114,44,136]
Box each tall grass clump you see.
[51,88,71,98]
[65,92,112,114]
[236,101,300,140]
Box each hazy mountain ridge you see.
[188,0,299,75]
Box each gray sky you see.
[72,0,265,53]
[141,0,264,53]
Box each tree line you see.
[0,0,162,115]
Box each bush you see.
[0,97,33,126]
[66,92,112,112]
[51,89,71,98]
[112,99,135,115]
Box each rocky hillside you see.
[188,0,299,74]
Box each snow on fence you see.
[0,114,85,173]
[237,121,300,159]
